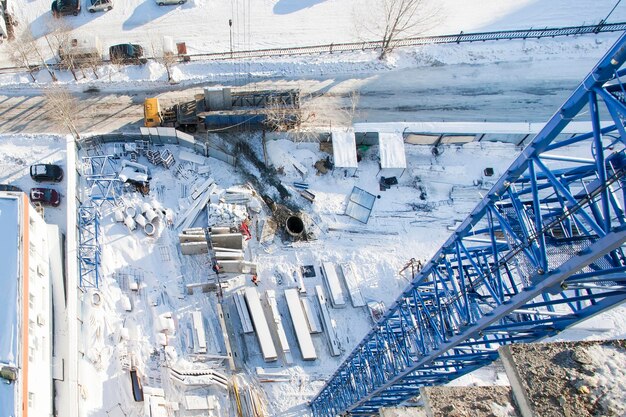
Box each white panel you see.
[300,297,322,334]
[332,130,358,169]
[314,286,341,357]
[234,292,254,334]
[284,289,317,361]
[340,263,366,307]
[265,290,292,364]
[321,262,346,308]
[191,311,207,354]
[245,287,278,362]
[378,132,407,169]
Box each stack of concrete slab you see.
[499,340,626,417]
[285,288,317,361]
[321,262,346,308]
[233,291,254,334]
[244,287,278,362]
[264,290,293,364]
[340,263,365,307]
[179,229,208,255]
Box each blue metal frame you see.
[310,33,626,417]
[77,204,101,288]
[82,155,123,205]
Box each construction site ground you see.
[2,130,626,416]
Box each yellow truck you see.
[143,98,162,127]
[143,97,202,132]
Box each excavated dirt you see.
[505,340,626,417]
[422,386,520,417]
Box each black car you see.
[109,44,147,64]
[51,0,81,17]
[0,184,22,192]
[30,164,64,182]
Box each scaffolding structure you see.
[310,33,626,417]
[82,155,123,205]
[77,204,101,288]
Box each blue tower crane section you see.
[310,33,626,417]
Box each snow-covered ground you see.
[1,0,626,89]
[0,1,626,416]
[2,129,620,417]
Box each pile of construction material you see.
[115,200,168,237]
[146,149,176,169]
[179,227,257,274]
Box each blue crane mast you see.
[310,32,626,417]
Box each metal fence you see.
[185,22,626,61]
[0,22,624,75]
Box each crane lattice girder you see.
[310,33,626,417]
[77,204,102,288]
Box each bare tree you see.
[355,0,439,59]
[8,30,57,81]
[44,86,81,140]
[263,93,324,143]
[7,30,38,81]
[83,52,103,79]
[150,36,178,83]
[46,20,80,80]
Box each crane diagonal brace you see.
[310,32,626,417]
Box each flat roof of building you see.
[0,194,20,417]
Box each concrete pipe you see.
[124,215,136,231]
[114,209,125,222]
[144,222,156,236]
[144,207,158,223]
[135,213,147,227]
[91,291,102,306]
[285,215,305,239]
[125,206,137,218]
[142,202,152,213]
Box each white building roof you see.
[0,195,20,417]
[378,132,407,169]
[332,130,358,169]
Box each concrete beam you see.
[181,242,208,255]
[210,233,243,250]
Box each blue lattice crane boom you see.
[310,33,626,417]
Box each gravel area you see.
[502,340,626,417]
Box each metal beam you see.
[310,32,626,417]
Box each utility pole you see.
[229,19,233,58]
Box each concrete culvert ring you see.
[92,292,102,306]
[285,216,305,238]
[144,222,155,236]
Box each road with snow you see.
[0,54,597,135]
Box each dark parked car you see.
[30,188,61,207]
[51,0,81,17]
[30,164,64,182]
[0,184,22,192]
[109,44,147,64]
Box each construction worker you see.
[251,275,259,286]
